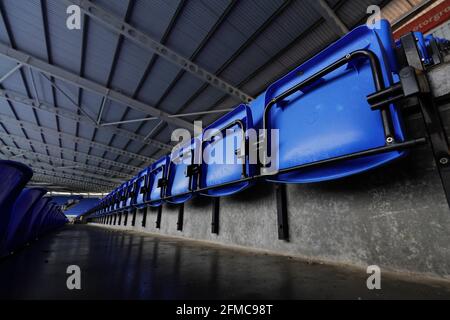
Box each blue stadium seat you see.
[25,197,52,243]
[166,138,200,204]
[124,177,137,209]
[133,168,150,209]
[108,189,117,213]
[1,188,47,256]
[257,20,406,184]
[0,161,33,245]
[64,198,99,216]
[146,156,169,207]
[34,202,55,238]
[199,104,255,197]
[112,186,123,212]
[118,181,130,211]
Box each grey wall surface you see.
[91,61,450,280]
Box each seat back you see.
[259,20,406,183]
[146,156,169,207]
[118,182,129,210]
[199,104,255,197]
[1,188,46,255]
[125,178,137,209]
[11,190,48,249]
[133,168,149,209]
[35,202,55,237]
[166,138,200,204]
[0,161,33,243]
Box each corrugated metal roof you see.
[0,0,403,192]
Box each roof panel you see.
[45,0,83,74]
[1,0,47,59]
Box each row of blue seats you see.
[88,20,446,219]
[0,160,67,258]
[64,198,100,216]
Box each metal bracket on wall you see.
[212,198,220,234]
[368,32,450,209]
[131,209,137,227]
[177,204,184,231]
[123,212,128,226]
[401,33,450,208]
[275,184,289,241]
[142,207,147,227]
[416,91,450,207]
[156,206,163,229]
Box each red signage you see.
[393,0,450,40]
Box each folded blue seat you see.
[0,161,33,244]
[113,185,124,212]
[257,20,406,184]
[199,104,256,197]
[146,156,169,207]
[35,202,55,237]
[6,189,48,251]
[118,181,130,211]
[0,188,47,255]
[26,197,52,242]
[108,191,116,213]
[28,198,52,240]
[166,138,200,204]
[124,177,137,209]
[133,168,150,209]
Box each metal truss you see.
[0,145,132,179]
[0,87,173,151]
[66,0,254,103]
[32,174,109,192]
[0,114,155,163]
[0,131,141,172]
[310,0,349,36]
[0,42,194,130]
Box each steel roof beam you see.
[100,108,235,126]
[0,152,114,188]
[0,42,194,130]
[1,145,128,180]
[30,168,115,188]
[0,131,141,172]
[0,62,22,83]
[65,0,253,104]
[32,174,108,192]
[310,0,348,36]
[5,155,121,186]
[0,114,155,163]
[0,87,173,151]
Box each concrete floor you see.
[0,225,450,300]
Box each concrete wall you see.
[90,61,450,280]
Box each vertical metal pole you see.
[124,212,128,226]
[275,184,289,241]
[118,212,122,226]
[156,206,163,229]
[177,204,184,231]
[131,209,137,226]
[211,198,220,234]
[141,207,147,227]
